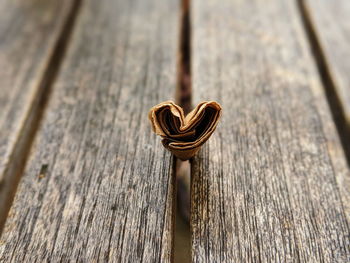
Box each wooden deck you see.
[0,0,349,262]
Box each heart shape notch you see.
[148,101,222,160]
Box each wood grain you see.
[0,0,75,231]
[0,0,179,261]
[190,0,350,262]
[303,0,350,127]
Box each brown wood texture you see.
[0,0,179,261]
[190,0,350,262]
[0,0,74,231]
[304,0,350,126]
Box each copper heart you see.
[148,101,222,160]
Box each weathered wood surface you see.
[190,0,350,262]
[304,0,350,126]
[0,0,179,261]
[0,0,75,231]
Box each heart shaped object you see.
[148,101,222,160]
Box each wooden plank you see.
[0,0,179,261]
[0,0,75,230]
[190,0,350,262]
[303,0,350,127]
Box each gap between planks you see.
[174,0,192,262]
